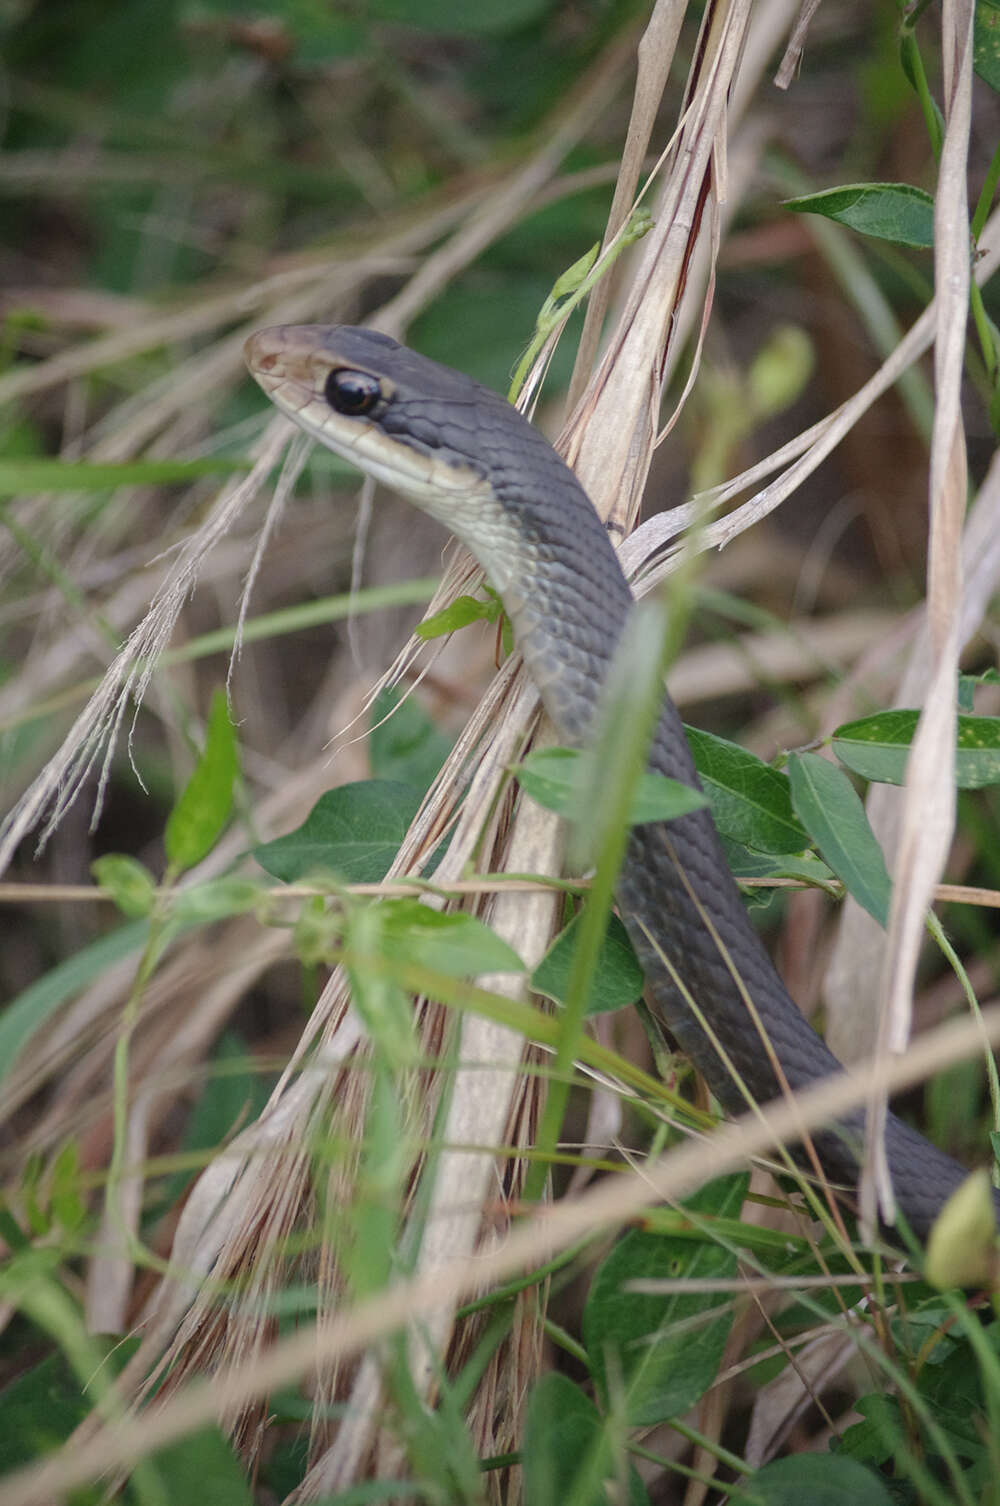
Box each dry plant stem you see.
[563,0,756,531]
[7,877,1000,912]
[566,0,686,411]
[9,998,1000,1506]
[773,0,825,89]
[293,680,557,1497]
[127,656,538,1478]
[863,0,974,1231]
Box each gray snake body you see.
[245,323,997,1241]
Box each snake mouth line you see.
[246,325,495,505]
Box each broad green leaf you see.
[583,1175,747,1424]
[254,781,422,883]
[0,456,248,495]
[522,1373,650,1506]
[148,1427,253,1506]
[370,685,452,793]
[164,690,239,871]
[516,747,707,826]
[0,921,148,1089]
[378,899,524,977]
[0,1347,132,1470]
[532,912,644,1015]
[731,1455,893,1506]
[0,1349,99,1463]
[975,0,1000,91]
[685,726,808,853]
[913,1320,1000,1479]
[721,839,834,886]
[49,1142,86,1234]
[91,854,156,918]
[837,1393,906,1470]
[833,710,1000,789]
[785,182,935,249]
[415,594,501,640]
[787,753,890,926]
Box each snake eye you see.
[324,368,382,416]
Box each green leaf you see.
[515,747,707,826]
[370,685,452,793]
[345,906,418,1068]
[684,726,809,854]
[532,912,644,1015]
[583,1175,746,1424]
[0,921,149,1089]
[522,1374,650,1506]
[833,710,1000,789]
[0,456,248,496]
[720,839,834,886]
[149,1427,253,1506]
[785,182,935,249]
[90,854,156,918]
[254,781,422,883]
[414,593,501,641]
[49,1141,87,1234]
[164,690,239,872]
[975,0,1000,91]
[0,1341,140,1472]
[378,899,524,978]
[0,1351,101,1469]
[787,753,890,927]
[730,1454,893,1506]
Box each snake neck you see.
[456,448,638,746]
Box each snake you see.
[245,322,998,1242]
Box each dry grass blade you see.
[862,0,975,1231]
[563,0,756,527]
[0,424,294,873]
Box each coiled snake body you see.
[245,323,997,1241]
